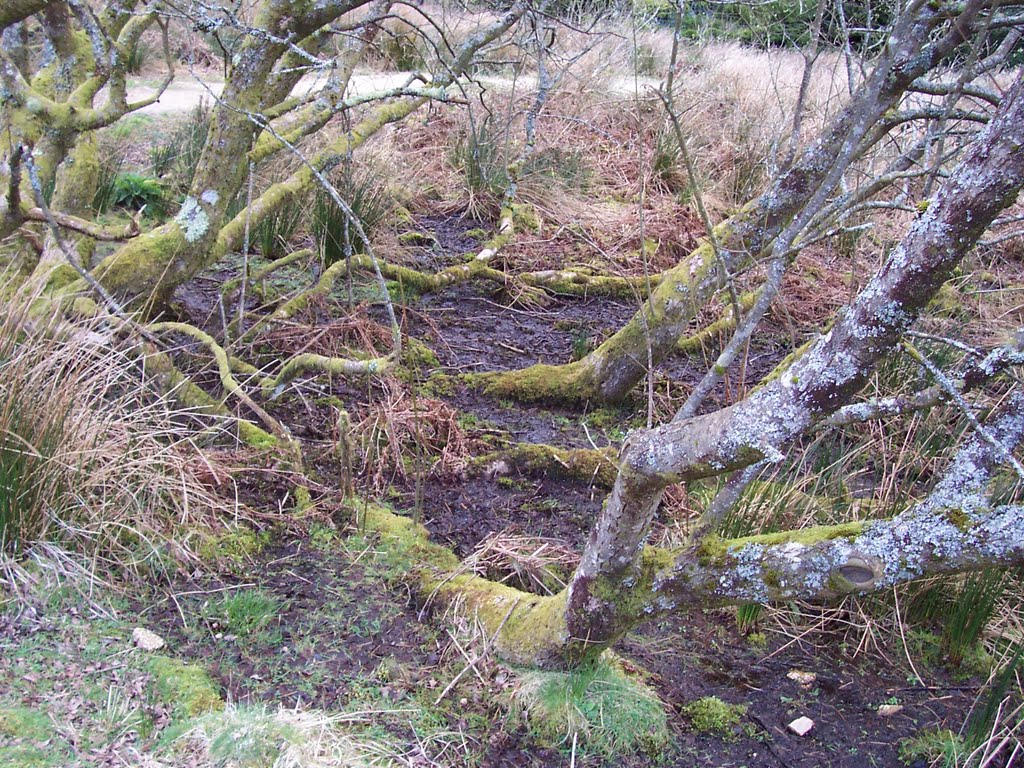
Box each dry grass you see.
[464,527,579,595]
[181,704,421,767]
[260,311,395,359]
[0,284,234,578]
[351,379,475,492]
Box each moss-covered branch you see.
[220,248,314,297]
[140,342,277,449]
[362,502,572,668]
[473,442,619,488]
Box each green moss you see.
[238,420,278,449]
[197,526,270,565]
[683,696,748,737]
[582,547,673,643]
[746,632,768,648]
[727,521,866,550]
[402,337,440,370]
[420,372,458,397]
[398,231,437,246]
[309,523,338,551]
[474,360,597,406]
[148,656,223,718]
[0,707,52,741]
[479,442,619,488]
[696,522,866,571]
[928,282,964,318]
[510,203,541,233]
[393,206,415,226]
[755,338,814,389]
[360,502,572,666]
[464,228,489,238]
[943,508,973,532]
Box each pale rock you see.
[788,716,814,736]
[877,704,903,717]
[132,627,166,651]
[787,670,816,686]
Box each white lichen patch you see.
[200,189,220,205]
[176,196,210,243]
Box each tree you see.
[386,69,1024,668]
[2,0,1024,673]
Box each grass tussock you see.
[180,704,407,768]
[513,655,669,758]
[0,289,230,577]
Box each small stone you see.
[877,704,903,717]
[132,627,165,651]
[788,716,814,737]
[787,670,816,686]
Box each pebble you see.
[787,670,817,686]
[788,716,814,736]
[132,627,166,651]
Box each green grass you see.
[898,727,964,766]
[213,589,282,635]
[513,655,669,758]
[942,569,1008,668]
[313,162,395,265]
[251,198,306,259]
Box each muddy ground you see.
[147,211,996,768]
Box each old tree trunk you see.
[2,0,1024,673]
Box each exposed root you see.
[471,359,600,406]
[473,442,619,488]
[361,502,572,668]
[147,321,312,510]
[348,254,661,301]
[265,351,396,396]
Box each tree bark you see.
[482,0,993,405]
[440,72,1024,667]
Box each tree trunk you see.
[441,72,1024,667]
[482,0,987,405]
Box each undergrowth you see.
[0,288,227,575]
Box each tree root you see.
[347,254,659,301]
[140,342,278,449]
[220,248,314,298]
[472,442,619,488]
[147,321,312,510]
[263,351,395,396]
[470,358,602,405]
[360,501,572,668]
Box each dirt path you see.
[126,69,659,115]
